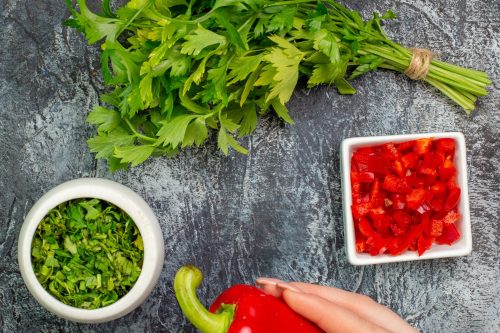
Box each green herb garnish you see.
[64,0,491,170]
[31,198,144,309]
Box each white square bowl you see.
[340,132,472,265]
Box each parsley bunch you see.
[65,0,490,170]
[31,198,144,309]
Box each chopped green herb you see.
[31,198,144,309]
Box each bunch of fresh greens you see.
[65,0,490,170]
[31,198,144,309]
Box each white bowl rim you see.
[18,178,165,323]
[340,132,472,265]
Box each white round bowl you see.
[18,178,165,323]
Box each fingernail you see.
[277,282,302,293]
[255,277,283,288]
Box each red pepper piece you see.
[406,189,427,210]
[401,152,418,170]
[398,222,423,253]
[435,138,455,155]
[356,239,367,253]
[430,219,444,237]
[417,235,434,256]
[431,182,447,196]
[366,232,387,255]
[358,218,374,237]
[356,146,375,155]
[352,203,371,219]
[442,210,460,225]
[351,171,375,183]
[439,159,456,180]
[387,237,406,255]
[390,194,406,210]
[414,138,433,155]
[174,266,323,333]
[444,188,461,211]
[351,181,361,204]
[383,174,411,193]
[372,214,392,237]
[350,155,359,172]
[392,160,406,177]
[352,153,392,174]
[390,224,405,236]
[447,178,458,190]
[430,196,445,212]
[393,210,411,228]
[381,143,399,159]
[419,153,437,176]
[397,140,416,153]
[436,224,460,245]
[369,179,384,208]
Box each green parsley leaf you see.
[182,118,209,147]
[181,25,227,56]
[114,145,156,166]
[87,106,121,132]
[218,128,248,155]
[156,115,197,148]
[87,128,135,159]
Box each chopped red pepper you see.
[401,152,418,169]
[414,138,433,155]
[369,179,384,208]
[417,235,434,256]
[435,138,455,155]
[352,203,371,219]
[436,224,460,245]
[430,219,444,237]
[406,188,427,210]
[351,171,375,183]
[381,143,399,159]
[444,188,461,211]
[393,210,411,228]
[431,182,447,195]
[442,210,460,225]
[439,158,456,180]
[352,153,391,174]
[397,140,415,153]
[390,194,406,210]
[383,174,411,193]
[358,218,374,237]
[392,160,406,177]
[350,137,462,256]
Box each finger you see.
[255,278,285,298]
[287,282,418,333]
[283,289,391,333]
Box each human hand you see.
[256,278,419,333]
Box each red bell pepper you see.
[174,265,323,333]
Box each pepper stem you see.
[174,265,234,333]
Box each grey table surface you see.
[1,0,499,332]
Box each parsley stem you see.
[116,0,153,36]
[124,119,157,143]
[265,0,316,7]
[426,77,475,112]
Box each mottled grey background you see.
[0,0,499,332]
